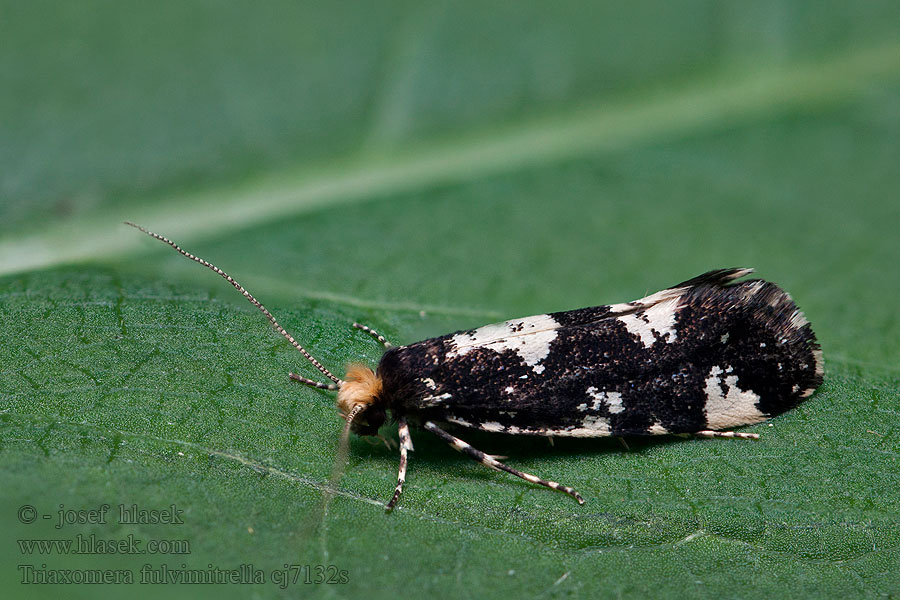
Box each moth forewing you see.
[377,268,822,444]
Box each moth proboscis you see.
[126,222,823,510]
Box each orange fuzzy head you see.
[337,364,385,435]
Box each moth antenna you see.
[352,322,393,349]
[341,404,366,439]
[289,372,340,391]
[125,221,343,385]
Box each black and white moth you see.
[127,222,823,509]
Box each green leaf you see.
[2,2,899,598]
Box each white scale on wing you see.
[703,365,766,429]
[577,387,625,413]
[562,414,612,437]
[616,297,680,347]
[446,314,560,374]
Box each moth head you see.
[337,364,385,436]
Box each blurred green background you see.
[2,1,899,598]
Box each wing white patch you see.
[479,421,505,432]
[607,287,683,314]
[420,393,453,407]
[563,415,612,437]
[800,347,824,398]
[703,365,766,429]
[741,280,766,301]
[811,347,825,379]
[422,377,437,390]
[606,393,624,413]
[502,424,614,437]
[446,415,474,428]
[581,386,625,413]
[616,298,679,347]
[446,314,559,373]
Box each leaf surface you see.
[2,2,899,598]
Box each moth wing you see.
[381,267,821,439]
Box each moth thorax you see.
[337,364,383,417]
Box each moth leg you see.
[386,417,414,511]
[288,372,339,391]
[423,422,585,505]
[363,435,397,450]
[377,434,398,451]
[352,322,394,349]
[694,429,759,440]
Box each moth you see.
[127,222,823,509]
